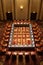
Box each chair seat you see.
[24,52,30,55]
[4,39,9,42]
[31,51,36,55]
[36,48,41,52]
[7,25,11,28]
[2,48,6,52]
[5,32,10,35]
[2,44,7,47]
[36,44,41,47]
[12,52,17,55]
[5,35,9,39]
[6,51,11,55]
[18,52,23,55]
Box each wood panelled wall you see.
[0,0,3,20]
[0,0,43,20]
[15,0,28,20]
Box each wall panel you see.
[31,0,41,19]
[0,0,3,20]
[40,0,43,20]
[15,0,29,20]
[0,0,43,20]
[2,0,12,20]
